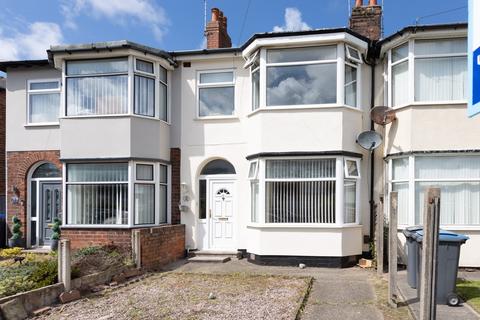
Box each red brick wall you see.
[138,224,185,270]
[205,9,232,49]
[6,151,61,240]
[349,5,382,41]
[61,229,132,251]
[0,88,5,200]
[170,148,181,224]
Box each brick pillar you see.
[170,148,181,224]
[349,1,382,41]
[205,8,232,49]
[0,85,5,247]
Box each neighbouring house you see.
[0,77,5,248]
[0,0,478,267]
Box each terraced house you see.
[1,0,479,268]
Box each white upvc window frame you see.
[133,162,156,225]
[248,160,259,180]
[344,158,361,179]
[250,52,260,111]
[62,55,170,121]
[388,154,480,230]
[26,79,61,126]
[344,62,359,108]
[63,160,171,228]
[345,44,362,64]
[196,69,236,119]
[387,37,468,108]
[249,156,361,227]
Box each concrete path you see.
[397,270,480,320]
[168,259,405,320]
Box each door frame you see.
[198,174,236,251]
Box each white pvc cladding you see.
[248,155,361,227]
[242,32,368,112]
[52,48,174,123]
[62,160,171,228]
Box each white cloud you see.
[62,0,169,42]
[273,8,311,32]
[0,22,63,61]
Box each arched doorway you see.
[198,159,236,251]
[28,162,62,247]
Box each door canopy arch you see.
[200,159,236,175]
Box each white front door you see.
[209,180,235,250]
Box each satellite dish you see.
[356,131,383,151]
[370,106,396,126]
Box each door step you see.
[188,256,231,263]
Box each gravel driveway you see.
[35,272,311,320]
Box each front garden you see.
[0,245,133,299]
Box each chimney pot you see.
[211,8,220,22]
[355,0,363,7]
[369,0,378,5]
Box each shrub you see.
[74,246,102,258]
[0,247,23,258]
[29,259,58,288]
[51,218,61,241]
[11,217,22,240]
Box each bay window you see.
[65,57,170,119]
[198,70,235,117]
[389,155,480,226]
[27,80,61,124]
[389,38,467,107]
[250,157,360,225]
[66,162,170,227]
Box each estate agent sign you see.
[468,0,480,117]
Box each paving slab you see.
[397,270,479,320]
[308,279,375,304]
[302,304,383,320]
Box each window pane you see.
[267,46,337,63]
[415,182,480,225]
[347,46,361,61]
[67,75,128,115]
[392,158,409,180]
[267,63,336,106]
[33,163,61,178]
[345,160,359,177]
[31,181,37,218]
[266,181,336,223]
[67,163,128,182]
[67,58,128,75]
[159,66,167,83]
[392,182,409,225]
[248,162,258,179]
[136,164,154,181]
[200,72,233,84]
[30,220,37,246]
[200,160,236,175]
[159,184,167,223]
[415,156,480,180]
[159,165,168,184]
[392,61,408,106]
[414,56,467,102]
[134,75,155,117]
[67,184,128,225]
[266,159,336,179]
[159,82,167,121]
[29,93,60,123]
[135,184,155,224]
[252,69,260,110]
[199,179,207,219]
[345,65,357,107]
[251,181,259,222]
[392,43,408,63]
[344,180,356,223]
[414,38,467,56]
[199,87,234,116]
[30,81,59,90]
[136,59,154,74]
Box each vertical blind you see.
[265,159,336,223]
[344,180,356,223]
[29,93,60,123]
[345,65,357,107]
[67,163,128,225]
[392,61,408,106]
[134,75,155,117]
[135,184,155,224]
[251,181,259,222]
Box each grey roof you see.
[378,22,467,45]
[0,59,50,72]
[48,40,176,66]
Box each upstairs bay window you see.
[389,38,467,107]
[65,57,170,119]
[27,80,61,124]
[198,70,235,117]
[250,157,360,225]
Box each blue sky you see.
[0,0,468,61]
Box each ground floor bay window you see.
[389,154,480,227]
[249,157,360,225]
[65,161,170,227]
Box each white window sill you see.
[24,122,60,128]
[247,223,362,229]
[392,101,467,111]
[194,115,239,121]
[247,104,362,117]
[60,114,166,122]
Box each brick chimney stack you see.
[349,0,382,41]
[205,8,232,49]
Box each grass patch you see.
[372,276,412,320]
[457,279,480,313]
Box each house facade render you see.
[1,1,479,267]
